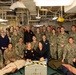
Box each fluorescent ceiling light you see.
[36,16,41,19]
[34,0,74,6]
[1,23,7,25]
[10,1,26,10]
[52,17,58,20]
[0,19,8,22]
[34,25,43,27]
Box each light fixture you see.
[1,23,7,25]
[52,13,58,20]
[34,25,43,27]
[36,7,41,19]
[57,17,64,22]
[0,18,8,22]
[10,1,26,10]
[57,6,64,22]
[34,0,74,6]
[52,17,58,20]
[36,16,41,19]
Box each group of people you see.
[0,24,76,75]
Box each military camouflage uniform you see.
[63,43,76,65]
[31,41,38,50]
[49,34,57,59]
[57,33,69,59]
[0,50,3,68]
[46,31,52,41]
[4,48,17,65]
[18,31,24,39]
[11,34,20,47]
[41,31,46,36]
[69,31,76,44]
[15,43,25,59]
[35,33,42,42]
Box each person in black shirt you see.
[0,30,9,54]
[40,34,50,59]
[24,26,35,44]
[24,42,36,62]
[35,41,48,62]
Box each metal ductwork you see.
[22,0,37,15]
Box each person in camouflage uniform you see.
[46,26,52,41]
[31,36,38,50]
[15,37,25,59]
[41,25,47,35]
[10,26,14,35]
[57,26,69,60]
[0,50,3,68]
[31,26,36,34]
[69,25,76,44]
[39,26,43,33]
[57,27,61,36]
[4,43,17,65]
[35,28,42,42]
[49,29,57,59]
[16,26,24,39]
[11,29,20,47]
[62,37,76,65]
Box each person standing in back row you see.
[24,26,35,44]
[50,29,57,59]
[69,25,76,44]
[57,26,69,60]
